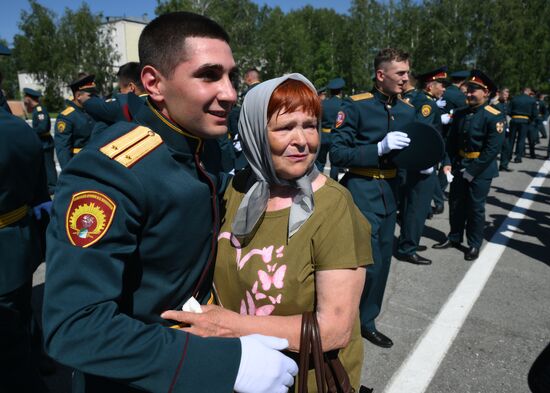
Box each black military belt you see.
[349,167,397,179]
[0,205,29,229]
[512,115,529,120]
[459,150,480,159]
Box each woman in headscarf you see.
[162,73,372,390]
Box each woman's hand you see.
[161,305,242,338]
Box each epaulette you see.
[398,96,414,107]
[350,92,373,101]
[99,126,163,168]
[37,106,42,112]
[61,106,75,116]
[484,105,501,115]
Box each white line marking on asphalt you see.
[384,160,550,393]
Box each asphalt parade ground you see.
[32,143,549,393]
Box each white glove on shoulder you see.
[441,113,452,125]
[436,98,447,109]
[235,335,298,393]
[377,131,410,156]
[420,167,434,175]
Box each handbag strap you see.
[298,312,327,393]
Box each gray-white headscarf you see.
[231,73,320,241]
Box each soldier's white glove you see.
[543,121,548,127]
[441,113,452,125]
[420,167,434,175]
[377,131,410,156]
[234,335,298,393]
[445,171,454,183]
[436,98,447,109]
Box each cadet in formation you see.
[508,87,538,163]
[494,88,512,172]
[331,48,415,348]
[316,77,345,179]
[433,70,505,261]
[23,88,57,195]
[54,74,97,170]
[396,66,448,265]
[0,105,51,392]
[43,11,297,393]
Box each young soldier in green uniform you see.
[495,88,512,171]
[396,67,447,265]
[330,48,415,348]
[84,62,148,130]
[534,92,548,140]
[508,87,538,162]
[54,74,97,170]
[43,12,297,393]
[316,77,345,179]
[0,106,51,392]
[433,70,505,261]
[23,88,57,195]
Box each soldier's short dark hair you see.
[374,48,410,72]
[139,12,230,78]
[117,62,143,90]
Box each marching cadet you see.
[54,74,97,170]
[508,87,538,162]
[330,48,415,348]
[396,67,447,265]
[316,77,345,179]
[43,12,297,393]
[23,88,57,195]
[433,70,505,261]
[0,105,51,392]
[495,88,513,171]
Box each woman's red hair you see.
[267,78,321,121]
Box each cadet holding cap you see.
[433,70,505,261]
[330,48,415,348]
[54,74,97,170]
[316,77,345,180]
[396,66,447,265]
[23,88,57,195]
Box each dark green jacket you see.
[444,103,505,179]
[321,95,343,129]
[0,107,49,294]
[43,97,240,392]
[31,104,53,150]
[54,100,96,169]
[509,93,537,124]
[442,85,467,113]
[330,88,416,215]
[411,90,443,134]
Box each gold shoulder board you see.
[99,126,163,168]
[485,105,501,115]
[351,92,374,101]
[61,106,75,116]
[398,96,414,107]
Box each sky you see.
[0,0,352,46]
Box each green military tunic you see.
[508,93,537,161]
[54,100,96,170]
[1,107,50,391]
[443,103,505,248]
[31,104,57,194]
[43,96,241,392]
[316,95,343,179]
[396,90,442,256]
[330,87,415,331]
